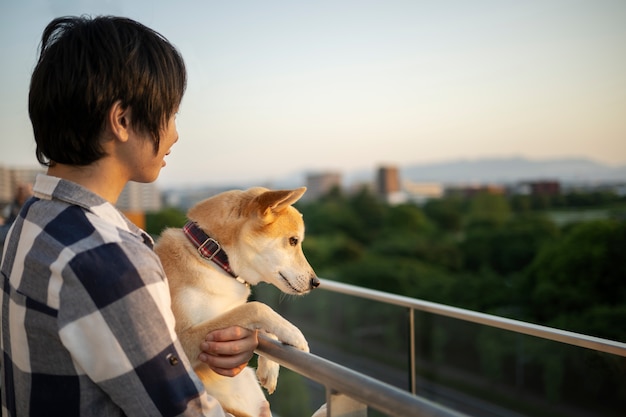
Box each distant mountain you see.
[337,157,626,187]
[398,157,626,185]
[163,157,626,197]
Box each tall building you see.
[376,166,399,196]
[376,165,405,204]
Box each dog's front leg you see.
[210,302,309,351]
[182,301,309,367]
[256,334,280,394]
[185,301,309,395]
[231,302,309,395]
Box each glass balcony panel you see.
[253,282,625,417]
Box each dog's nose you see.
[310,276,320,289]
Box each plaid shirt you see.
[1,174,227,417]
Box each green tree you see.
[384,203,432,233]
[302,234,364,273]
[461,213,558,274]
[299,200,362,239]
[347,186,387,241]
[466,192,511,230]
[521,219,626,340]
[510,194,532,213]
[332,254,454,302]
[145,207,187,236]
[423,196,464,232]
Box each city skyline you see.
[1,1,625,188]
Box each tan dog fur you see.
[155,187,319,417]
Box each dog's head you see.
[187,187,319,295]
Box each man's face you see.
[127,113,179,183]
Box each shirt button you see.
[167,354,179,366]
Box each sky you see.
[1,0,625,187]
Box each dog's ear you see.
[254,187,306,219]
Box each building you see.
[116,181,162,229]
[117,181,162,212]
[445,184,506,198]
[403,181,444,204]
[513,180,561,196]
[376,166,400,196]
[376,165,406,204]
[0,165,44,207]
[1,165,161,229]
[304,172,342,201]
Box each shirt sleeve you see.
[57,238,227,417]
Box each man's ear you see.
[107,100,131,142]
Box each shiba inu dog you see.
[155,187,319,417]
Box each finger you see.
[200,348,254,368]
[200,339,253,357]
[209,362,248,377]
[205,326,254,342]
[202,333,259,356]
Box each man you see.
[0,16,268,416]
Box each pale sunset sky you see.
[1,0,625,187]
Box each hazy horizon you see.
[1,1,625,187]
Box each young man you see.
[0,16,268,416]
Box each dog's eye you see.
[289,237,299,246]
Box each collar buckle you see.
[183,220,242,281]
[198,237,221,261]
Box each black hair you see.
[28,15,187,166]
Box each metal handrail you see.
[318,279,626,357]
[257,279,625,416]
[256,335,470,417]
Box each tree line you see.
[291,186,626,414]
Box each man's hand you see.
[198,326,259,377]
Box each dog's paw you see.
[256,356,280,394]
[276,325,309,353]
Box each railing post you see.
[409,307,417,395]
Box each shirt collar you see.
[33,173,154,247]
